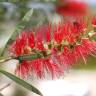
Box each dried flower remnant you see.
[10,19,96,78]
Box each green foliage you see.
[0,93,3,96]
[0,30,13,56]
[0,70,43,96]
[0,9,33,56]
[15,9,33,33]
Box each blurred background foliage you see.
[0,0,57,22]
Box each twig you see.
[0,51,51,64]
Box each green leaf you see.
[0,30,14,56]
[11,9,34,43]
[0,93,3,96]
[0,70,43,96]
[0,9,33,56]
[15,9,33,34]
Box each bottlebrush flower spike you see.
[10,20,96,78]
[10,26,63,78]
[56,0,88,17]
[92,17,96,25]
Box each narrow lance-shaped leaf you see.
[0,70,43,96]
[15,9,33,34]
[0,9,33,56]
[0,30,14,56]
[0,93,3,96]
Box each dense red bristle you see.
[92,17,96,27]
[10,19,96,78]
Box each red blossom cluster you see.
[56,0,88,17]
[92,17,96,27]
[10,18,96,78]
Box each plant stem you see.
[0,51,51,63]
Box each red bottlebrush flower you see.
[35,25,51,50]
[16,58,63,79]
[28,32,35,49]
[74,44,88,64]
[82,38,96,56]
[10,32,27,56]
[10,27,63,78]
[54,21,86,44]
[92,17,96,28]
[36,41,45,51]
[60,46,73,66]
[10,32,35,56]
[54,23,65,43]
[71,38,96,64]
[37,25,51,43]
[10,20,96,79]
[15,60,31,78]
[56,0,88,17]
